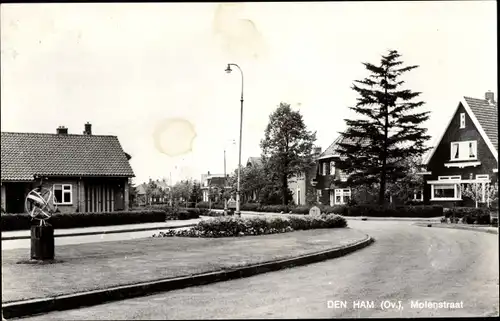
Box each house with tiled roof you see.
[311,135,368,206]
[1,123,135,213]
[200,172,227,203]
[421,91,498,206]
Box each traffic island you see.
[2,228,374,319]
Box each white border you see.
[444,161,481,168]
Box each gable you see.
[423,97,498,165]
[1,132,135,181]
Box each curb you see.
[1,235,374,319]
[414,223,499,235]
[1,224,198,241]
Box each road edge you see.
[1,234,374,319]
[413,223,499,234]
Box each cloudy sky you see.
[1,2,497,185]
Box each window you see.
[476,174,489,181]
[322,163,327,176]
[431,184,461,200]
[460,113,465,128]
[339,170,347,182]
[330,162,335,177]
[317,189,322,202]
[438,176,461,180]
[53,184,72,205]
[297,189,301,206]
[450,141,477,161]
[413,190,423,201]
[334,188,351,205]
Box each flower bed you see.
[153,214,347,238]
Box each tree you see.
[386,156,424,202]
[190,181,202,206]
[260,102,317,205]
[335,50,431,205]
[462,182,498,208]
[172,180,193,206]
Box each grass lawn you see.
[1,228,367,303]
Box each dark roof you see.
[464,96,498,151]
[1,132,135,181]
[246,157,263,167]
[319,134,370,158]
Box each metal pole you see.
[236,94,243,216]
[224,149,228,214]
[225,63,244,217]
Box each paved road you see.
[1,227,193,250]
[16,220,499,319]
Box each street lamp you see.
[223,139,236,214]
[225,63,244,216]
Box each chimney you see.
[83,122,92,135]
[56,126,68,135]
[207,171,211,176]
[485,91,495,104]
[313,147,322,156]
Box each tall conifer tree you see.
[335,50,430,205]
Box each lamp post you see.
[223,139,236,215]
[225,63,244,216]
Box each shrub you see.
[1,210,167,231]
[404,200,425,206]
[444,207,490,224]
[345,205,443,218]
[200,210,226,217]
[154,214,347,238]
[259,205,289,213]
[290,206,310,215]
[241,203,260,211]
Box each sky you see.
[1,2,497,186]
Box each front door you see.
[6,183,28,213]
[114,184,124,211]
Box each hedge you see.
[153,214,347,238]
[444,207,491,224]
[346,205,443,218]
[0,210,168,231]
[0,208,201,231]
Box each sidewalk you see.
[1,218,202,241]
[2,228,368,304]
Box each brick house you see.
[421,91,498,207]
[1,123,135,213]
[243,157,263,202]
[200,172,227,203]
[286,150,320,206]
[135,179,171,205]
[311,136,354,206]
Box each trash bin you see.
[31,223,54,260]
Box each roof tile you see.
[464,96,498,151]
[1,132,135,181]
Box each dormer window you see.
[450,141,477,161]
[460,113,465,128]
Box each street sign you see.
[227,199,237,209]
